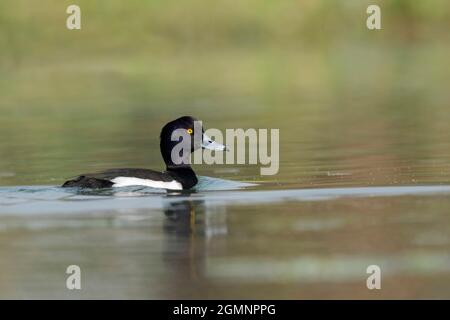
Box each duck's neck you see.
[166,165,198,190]
[160,139,198,189]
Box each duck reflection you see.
[163,193,228,238]
[163,195,204,236]
[161,193,227,290]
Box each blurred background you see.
[1,0,450,299]
[0,0,449,187]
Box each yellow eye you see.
[187,128,193,135]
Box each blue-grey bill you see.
[202,134,228,151]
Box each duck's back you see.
[62,168,182,190]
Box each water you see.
[1,181,450,298]
[1,0,450,299]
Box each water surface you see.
[1,181,450,299]
[1,0,450,299]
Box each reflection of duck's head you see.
[163,197,205,236]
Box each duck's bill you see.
[202,134,228,151]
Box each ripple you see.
[1,183,450,216]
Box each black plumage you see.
[62,116,208,190]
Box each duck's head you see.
[160,116,227,167]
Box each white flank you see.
[111,177,183,190]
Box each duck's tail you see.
[62,175,114,189]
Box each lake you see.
[1,0,450,299]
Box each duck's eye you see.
[186,128,193,135]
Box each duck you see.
[62,116,227,190]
